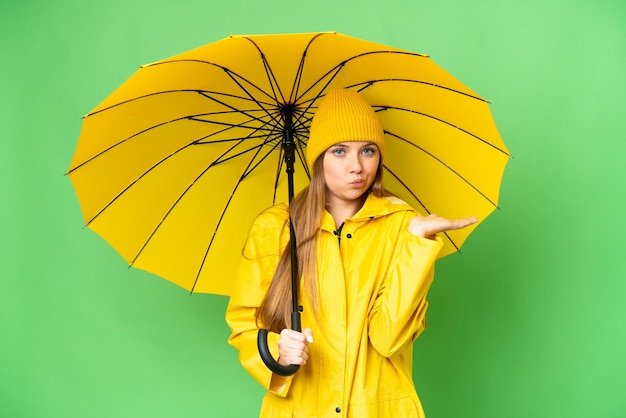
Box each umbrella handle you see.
[257,329,300,376]
[257,311,301,376]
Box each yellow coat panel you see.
[226,195,443,417]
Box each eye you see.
[331,148,345,156]
[362,147,377,155]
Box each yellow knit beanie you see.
[306,89,385,168]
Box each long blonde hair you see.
[256,152,385,333]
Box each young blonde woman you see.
[226,89,476,417]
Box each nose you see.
[348,153,363,173]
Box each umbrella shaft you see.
[281,104,301,324]
[282,105,296,197]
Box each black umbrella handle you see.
[257,311,301,376]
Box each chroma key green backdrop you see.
[1,0,625,417]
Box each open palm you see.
[408,214,478,239]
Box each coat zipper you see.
[333,222,345,246]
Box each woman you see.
[226,89,476,417]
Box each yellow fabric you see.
[226,194,443,417]
[306,88,385,168]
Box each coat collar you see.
[320,194,414,232]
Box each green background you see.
[2,0,625,417]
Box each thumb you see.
[302,328,314,343]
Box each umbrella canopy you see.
[68,31,509,296]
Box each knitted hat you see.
[306,89,385,168]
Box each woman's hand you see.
[277,328,314,366]
[408,214,478,239]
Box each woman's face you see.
[322,141,380,206]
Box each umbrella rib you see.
[188,133,270,293]
[383,164,460,252]
[189,117,276,136]
[239,36,286,105]
[238,126,285,180]
[150,54,284,124]
[293,130,312,180]
[195,105,285,167]
[84,123,270,227]
[291,32,353,102]
[295,63,345,105]
[68,115,191,174]
[122,107,282,270]
[289,45,307,103]
[146,59,280,104]
[150,37,339,132]
[195,91,282,132]
[288,32,327,103]
[379,106,509,156]
[349,77,489,103]
[273,144,284,204]
[323,50,487,102]
[289,65,345,135]
[212,132,282,168]
[84,89,274,117]
[290,44,485,106]
[129,129,269,270]
[217,69,286,128]
[83,140,194,226]
[89,57,285,124]
[67,110,268,175]
[385,130,500,209]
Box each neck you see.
[326,195,367,228]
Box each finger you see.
[436,217,477,232]
[280,343,310,365]
[279,352,307,366]
[279,339,307,354]
[278,333,309,352]
[302,328,314,343]
[280,328,307,342]
[451,216,478,229]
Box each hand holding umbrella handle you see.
[257,311,301,376]
[257,330,300,376]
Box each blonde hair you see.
[256,152,385,332]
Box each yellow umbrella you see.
[68,31,508,297]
